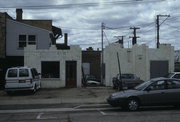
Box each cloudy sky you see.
[0,0,180,50]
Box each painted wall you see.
[24,45,82,88]
[104,43,174,86]
[6,19,51,56]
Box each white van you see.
[5,66,41,94]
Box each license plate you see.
[19,80,25,83]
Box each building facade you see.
[0,9,61,87]
[82,47,101,81]
[24,45,82,88]
[104,43,174,86]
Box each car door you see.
[141,80,167,105]
[165,80,180,104]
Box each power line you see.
[0,0,165,9]
[164,23,180,32]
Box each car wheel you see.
[127,98,139,111]
[6,91,13,95]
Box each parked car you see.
[165,72,180,79]
[85,74,99,81]
[5,66,41,94]
[84,74,100,86]
[112,73,144,89]
[107,77,180,111]
[87,80,101,86]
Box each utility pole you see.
[101,22,105,84]
[156,14,170,48]
[129,27,140,45]
[114,36,125,48]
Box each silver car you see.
[107,77,180,111]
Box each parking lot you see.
[0,87,115,105]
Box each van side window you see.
[19,69,29,77]
[8,69,17,77]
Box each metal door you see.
[66,61,77,87]
[150,61,169,78]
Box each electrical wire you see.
[0,0,166,9]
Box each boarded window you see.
[41,61,60,78]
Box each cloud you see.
[0,0,180,50]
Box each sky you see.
[0,0,180,50]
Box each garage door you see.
[150,61,169,78]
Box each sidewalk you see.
[0,87,116,105]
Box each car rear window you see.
[19,69,29,77]
[7,69,17,77]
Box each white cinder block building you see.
[104,43,174,86]
[24,45,82,88]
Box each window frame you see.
[28,35,36,45]
[18,35,27,49]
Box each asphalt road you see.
[1,104,180,122]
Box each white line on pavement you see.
[99,110,107,116]
[36,112,44,119]
[36,112,57,120]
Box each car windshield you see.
[134,80,152,90]
[164,73,173,78]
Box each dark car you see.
[112,73,144,89]
[107,77,180,111]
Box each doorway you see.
[66,61,77,87]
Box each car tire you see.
[127,98,139,111]
[6,91,13,95]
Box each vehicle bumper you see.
[107,97,127,107]
[5,86,34,91]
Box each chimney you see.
[64,33,68,45]
[16,9,23,20]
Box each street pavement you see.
[0,86,116,105]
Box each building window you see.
[19,35,26,48]
[18,35,36,49]
[28,35,36,45]
[41,61,60,78]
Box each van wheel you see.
[6,91,13,95]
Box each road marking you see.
[99,110,107,115]
[0,107,119,114]
[73,105,82,109]
[36,112,44,119]
[36,112,57,120]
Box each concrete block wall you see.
[24,45,82,88]
[104,43,174,86]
